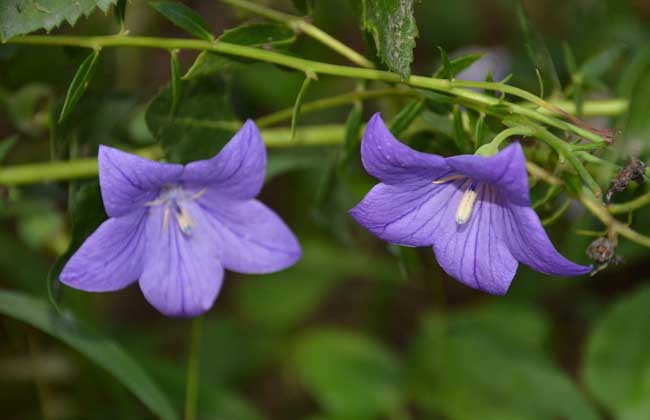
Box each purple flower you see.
[350,114,590,294]
[60,120,302,317]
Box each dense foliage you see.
[1,0,650,419]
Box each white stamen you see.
[455,183,479,225]
[176,206,195,236]
[432,174,466,184]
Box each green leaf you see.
[0,0,118,41]
[579,45,625,85]
[452,105,466,150]
[58,49,101,123]
[145,76,238,163]
[219,23,296,47]
[5,83,52,136]
[169,49,182,115]
[361,0,418,79]
[389,98,424,137]
[0,135,18,163]
[290,75,315,142]
[337,101,363,170]
[48,181,106,312]
[184,23,296,80]
[515,1,561,96]
[0,289,178,420]
[583,286,650,420]
[436,46,453,80]
[149,1,213,41]
[292,0,315,14]
[433,52,484,79]
[293,328,404,418]
[115,0,127,29]
[410,303,600,420]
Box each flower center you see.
[432,175,480,225]
[145,184,206,236]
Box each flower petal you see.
[500,198,591,276]
[350,178,462,247]
[432,185,518,295]
[197,192,301,273]
[139,202,224,317]
[60,211,146,292]
[361,113,451,184]
[99,145,184,217]
[182,119,266,199]
[446,142,530,206]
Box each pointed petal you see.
[500,198,592,276]
[197,192,301,273]
[361,113,451,184]
[140,202,224,317]
[350,177,463,247]
[182,120,266,199]
[99,145,184,217]
[446,142,530,206]
[60,211,146,292]
[432,185,519,295]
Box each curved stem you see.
[219,0,375,68]
[6,35,608,143]
[184,317,203,420]
[608,192,650,214]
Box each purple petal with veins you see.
[60,120,302,317]
[350,114,590,295]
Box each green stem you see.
[541,98,628,117]
[542,198,571,226]
[533,127,603,197]
[184,317,203,420]
[219,0,375,68]
[0,126,344,185]
[608,192,650,214]
[256,87,415,127]
[5,35,607,143]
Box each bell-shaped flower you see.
[350,114,590,294]
[60,120,302,317]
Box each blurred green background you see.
[1,0,650,419]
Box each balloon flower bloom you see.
[350,114,590,294]
[61,121,302,317]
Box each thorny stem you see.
[5,35,608,143]
[184,317,203,420]
[219,0,376,68]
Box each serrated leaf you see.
[184,23,296,79]
[583,286,650,420]
[515,1,560,96]
[58,49,100,123]
[433,53,484,79]
[362,0,418,79]
[293,328,404,418]
[0,0,118,41]
[145,76,238,163]
[0,289,178,420]
[149,1,213,41]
